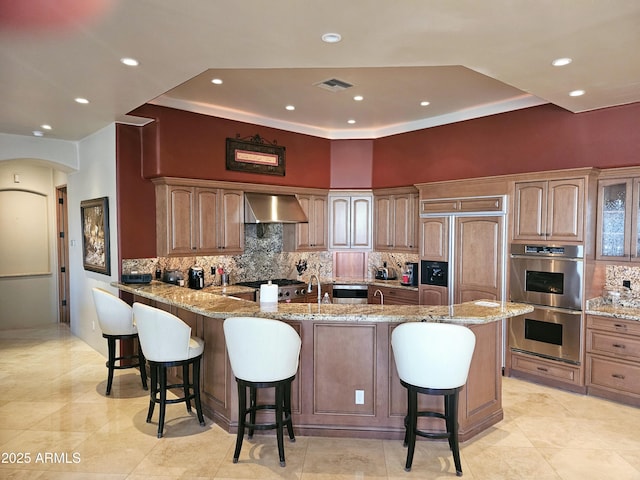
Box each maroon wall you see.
[372,102,640,187]
[330,140,373,188]
[116,124,156,260]
[130,104,331,188]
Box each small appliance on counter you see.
[188,266,205,289]
[401,262,419,286]
[162,269,183,286]
[375,262,397,280]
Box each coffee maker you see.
[188,266,204,289]
[401,262,419,286]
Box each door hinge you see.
[59,231,65,238]
[60,266,66,273]
[61,300,67,306]
[58,197,64,204]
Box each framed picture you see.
[80,197,111,275]
[226,134,285,176]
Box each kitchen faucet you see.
[307,274,321,303]
[374,289,384,305]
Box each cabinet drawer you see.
[587,330,640,361]
[587,355,640,397]
[368,286,418,305]
[511,352,581,384]
[587,315,640,337]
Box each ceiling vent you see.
[314,78,354,92]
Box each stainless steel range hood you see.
[244,193,308,223]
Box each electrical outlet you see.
[355,389,364,405]
[623,280,631,288]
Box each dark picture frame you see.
[80,196,111,275]
[226,134,285,176]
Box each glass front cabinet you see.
[596,178,640,261]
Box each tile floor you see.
[1,324,639,479]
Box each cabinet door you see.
[309,195,328,249]
[632,179,640,262]
[391,194,412,251]
[329,196,351,249]
[455,216,503,303]
[419,285,448,305]
[513,181,546,240]
[351,196,372,249]
[168,186,196,254]
[295,195,312,249]
[219,190,244,252]
[596,178,632,260]
[195,188,219,253]
[547,178,584,242]
[374,195,393,250]
[420,217,449,261]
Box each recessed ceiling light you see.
[33,130,44,137]
[420,101,431,106]
[353,95,363,101]
[552,57,572,67]
[41,124,52,130]
[285,105,295,111]
[120,57,139,66]
[347,119,356,124]
[321,32,342,43]
[75,97,89,104]
[211,78,223,85]
[569,89,585,97]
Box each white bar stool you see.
[91,288,147,395]
[391,322,476,476]
[223,317,301,467]
[133,302,205,438]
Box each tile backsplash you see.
[605,265,640,292]
[123,223,419,285]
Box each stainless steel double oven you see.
[509,244,584,364]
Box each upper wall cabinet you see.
[513,178,585,243]
[329,191,373,250]
[155,180,244,257]
[374,189,418,252]
[283,193,328,252]
[596,176,640,262]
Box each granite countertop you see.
[114,281,532,325]
[586,297,640,321]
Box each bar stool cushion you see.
[133,302,205,438]
[391,322,476,476]
[224,316,301,467]
[91,287,147,395]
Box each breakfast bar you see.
[116,281,533,441]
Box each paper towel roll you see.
[260,282,278,304]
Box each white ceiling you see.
[1,0,639,141]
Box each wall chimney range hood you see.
[244,192,308,223]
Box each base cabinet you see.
[586,315,640,406]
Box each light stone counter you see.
[114,281,531,324]
[586,297,640,321]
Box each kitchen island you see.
[115,281,532,441]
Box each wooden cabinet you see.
[368,285,418,305]
[374,190,418,252]
[283,193,328,251]
[596,177,640,261]
[420,285,448,305]
[420,217,449,262]
[155,181,244,257]
[455,216,503,303]
[328,191,373,250]
[513,178,585,242]
[509,350,583,389]
[586,315,640,406]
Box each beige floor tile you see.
[463,445,561,479]
[539,448,639,480]
[384,438,472,479]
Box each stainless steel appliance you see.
[375,262,397,280]
[401,262,419,286]
[509,244,584,364]
[188,266,204,289]
[332,284,369,304]
[234,279,307,302]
